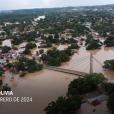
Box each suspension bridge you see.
[45,53,103,77]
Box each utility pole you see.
[90,53,93,74]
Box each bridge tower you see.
[90,53,93,74]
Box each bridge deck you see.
[45,66,87,77]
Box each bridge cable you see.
[81,62,90,72]
[74,59,90,67]
[93,57,103,66]
[75,56,90,64]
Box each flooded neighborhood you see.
[0,2,114,114]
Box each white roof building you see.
[2,39,12,48]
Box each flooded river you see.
[0,70,77,114]
[60,46,114,80]
[0,46,114,114]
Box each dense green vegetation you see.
[23,48,31,55]
[107,94,114,114]
[103,59,114,70]
[104,36,114,47]
[0,67,4,85]
[68,43,80,49]
[85,35,93,45]
[13,57,43,73]
[23,42,37,55]
[45,48,73,66]
[1,6,114,52]
[102,82,114,95]
[0,80,3,85]
[45,34,60,44]
[12,35,23,45]
[86,39,102,50]
[45,96,81,114]
[0,67,4,77]
[1,46,11,53]
[68,73,105,96]
[10,31,38,45]
[26,42,37,49]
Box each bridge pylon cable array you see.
[45,53,103,76]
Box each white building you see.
[2,39,12,48]
[34,15,46,21]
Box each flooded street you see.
[1,46,114,114]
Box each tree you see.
[0,67,4,77]
[1,46,11,53]
[102,82,114,95]
[47,57,61,66]
[23,48,31,55]
[69,43,80,49]
[45,96,81,114]
[54,33,59,39]
[103,59,114,70]
[107,94,114,114]
[104,36,114,47]
[0,80,3,85]
[85,35,93,46]
[12,36,23,45]
[65,48,74,56]
[86,39,102,50]
[46,35,54,43]
[39,49,44,54]
[46,48,73,66]
[13,57,43,73]
[68,73,105,96]
[26,42,37,49]
[25,31,38,42]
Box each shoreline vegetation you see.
[44,73,114,114]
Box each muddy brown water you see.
[1,46,114,114]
